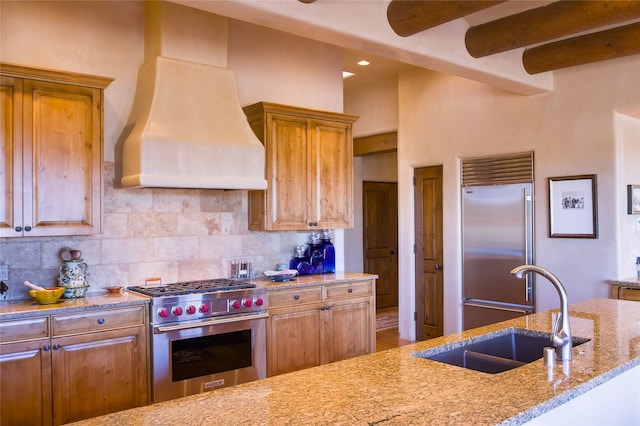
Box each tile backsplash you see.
[0,162,306,301]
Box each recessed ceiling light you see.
[343,71,354,79]
[357,60,370,66]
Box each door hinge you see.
[414,311,417,321]
[413,244,416,254]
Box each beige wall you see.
[396,57,640,337]
[0,1,345,299]
[344,75,399,272]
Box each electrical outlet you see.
[0,265,8,281]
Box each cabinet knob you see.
[435,264,443,271]
[348,288,353,293]
[320,306,325,311]
[43,345,51,352]
[53,344,60,351]
[294,295,300,300]
[97,318,105,325]
[14,226,22,232]
[325,305,331,310]
[24,226,32,232]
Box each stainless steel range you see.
[127,279,267,403]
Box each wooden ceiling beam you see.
[354,132,397,157]
[387,0,505,37]
[522,22,640,74]
[466,1,640,58]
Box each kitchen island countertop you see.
[68,298,640,426]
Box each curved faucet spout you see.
[510,264,572,361]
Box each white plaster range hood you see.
[120,2,266,190]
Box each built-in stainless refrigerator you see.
[462,183,535,330]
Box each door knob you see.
[435,264,443,271]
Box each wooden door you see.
[309,118,353,229]
[266,305,322,376]
[22,79,102,236]
[0,339,52,426]
[363,181,398,309]
[322,296,373,364]
[414,166,444,340]
[267,113,309,230]
[0,76,23,237]
[51,327,148,425]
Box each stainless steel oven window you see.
[171,330,253,381]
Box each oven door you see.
[152,312,267,403]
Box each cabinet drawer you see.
[325,281,372,301]
[619,287,640,302]
[269,287,323,308]
[52,305,146,336]
[0,317,49,344]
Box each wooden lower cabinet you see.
[0,305,148,425]
[266,279,376,376]
[611,285,640,301]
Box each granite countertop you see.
[69,298,640,426]
[607,277,640,287]
[0,290,149,320]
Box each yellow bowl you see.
[29,287,65,305]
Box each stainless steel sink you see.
[412,328,590,374]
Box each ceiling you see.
[343,0,640,91]
[177,0,640,95]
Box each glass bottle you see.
[319,229,335,273]
[636,257,640,278]
[308,233,324,274]
[290,245,312,275]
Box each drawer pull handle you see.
[43,345,51,352]
[348,288,353,293]
[97,318,105,325]
[53,344,60,351]
[294,295,300,300]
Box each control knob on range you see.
[254,297,264,307]
[230,300,241,310]
[243,298,253,308]
[172,306,183,317]
[158,307,169,318]
[186,305,196,315]
[199,304,210,313]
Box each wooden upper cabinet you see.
[243,102,358,231]
[0,63,112,237]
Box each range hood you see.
[120,2,266,190]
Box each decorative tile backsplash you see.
[0,162,306,301]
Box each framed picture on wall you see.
[548,174,598,238]
[628,185,640,215]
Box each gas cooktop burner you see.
[127,278,256,297]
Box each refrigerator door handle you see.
[464,302,531,314]
[523,188,532,303]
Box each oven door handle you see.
[154,312,269,334]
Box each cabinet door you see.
[22,79,102,236]
[0,339,52,426]
[51,326,148,425]
[267,305,322,376]
[308,119,353,229]
[0,76,23,237]
[322,296,374,365]
[267,113,309,230]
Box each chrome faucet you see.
[511,265,573,361]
